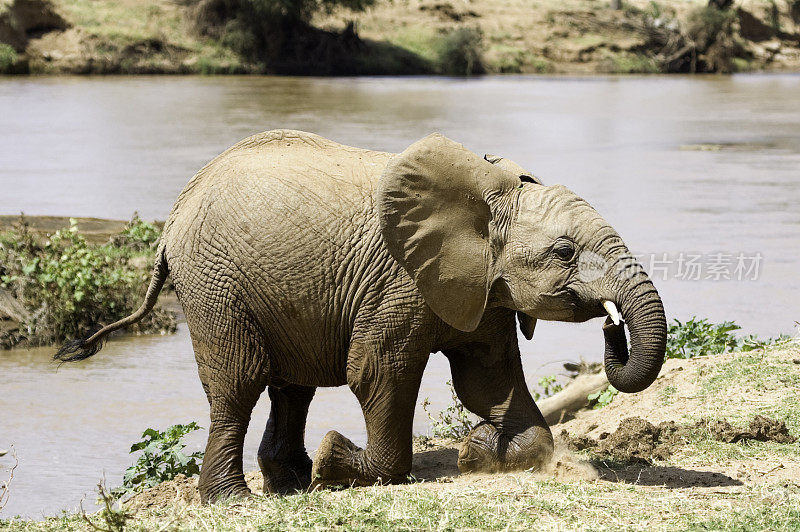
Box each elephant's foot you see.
[311,431,407,488]
[457,421,554,474]
[259,451,313,494]
[199,481,253,505]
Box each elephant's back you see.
[162,129,393,255]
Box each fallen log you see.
[538,371,609,425]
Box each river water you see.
[1,74,799,518]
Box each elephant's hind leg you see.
[191,323,270,504]
[258,384,316,494]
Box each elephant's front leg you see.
[444,346,554,473]
[311,338,428,487]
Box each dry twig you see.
[0,446,18,512]
[79,477,132,532]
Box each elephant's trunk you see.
[602,271,667,393]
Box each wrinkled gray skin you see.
[56,130,666,503]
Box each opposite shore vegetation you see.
[1,0,800,76]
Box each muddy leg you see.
[311,339,428,487]
[258,384,316,494]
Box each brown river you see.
[1,75,799,518]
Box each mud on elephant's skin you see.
[55,130,667,502]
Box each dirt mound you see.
[562,415,796,464]
[708,415,797,444]
[125,471,264,511]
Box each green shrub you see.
[768,0,781,34]
[112,423,204,500]
[109,214,161,251]
[0,44,17,74]
[533,375,563,401]
[687,4,737,41]
[666,317,741,359]
[530,56,554,74]
[421,381,474,439]
[605,51,660,73]
[587,384,618,409]
[0,215,175,347]
[192,0,376,66]
[665,317,788,360]
[435,27,485,76]
[684,4,745,73]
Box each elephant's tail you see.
[53,244,170,363]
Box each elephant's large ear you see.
[378,133,519,332]
[484,154,544,185]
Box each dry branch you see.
[538,371,609,425]
[0,446,18,512]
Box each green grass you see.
[658,384,677,405]
[603,51,660,74]
[671,341,800,465]
[683,435,800,464]
[43,0,249,74]
[385,26,489,76]
[488,44,553,74]
[3,479,800,531]
[55,0,171,45]
[695,352,800,442]
[0,44,17,74]
[385,26,441,66]
[685,498,800,532]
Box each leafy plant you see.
[533,375,563,401]
[587,384,618,409]
[421,381,474,439]
[666,317,790,360]
[666,317,741,359]
[0,215,175,348]
[109,214,161,252]
[112,423,203,500]
[684,3,744,73]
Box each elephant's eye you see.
[553,241,575,261]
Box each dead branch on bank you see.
[0,446,18,513]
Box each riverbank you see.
[3,339,796,530]
[1,0,799,75]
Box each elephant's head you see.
[378,133,666,393]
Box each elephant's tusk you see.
[603,300,621,326]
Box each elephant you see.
[55,129,667,503]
